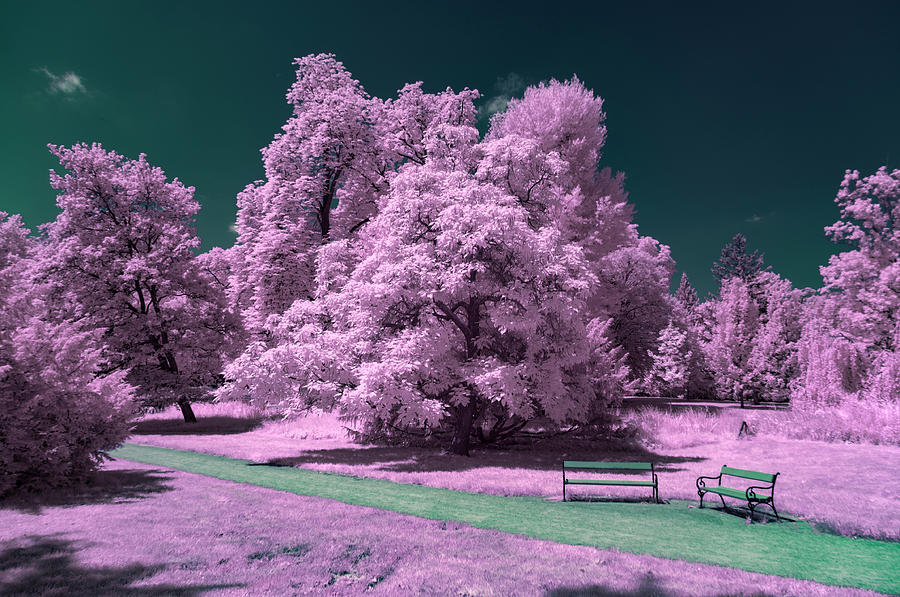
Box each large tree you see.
[219,76,634,455]
[41,143,236,422]
[794,166,900,405]
[704,277,759,407]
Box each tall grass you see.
[751,399,900,445]
[623,401,900,448]
[140,400,263,421]
[619,407,745,449]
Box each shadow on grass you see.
[549,573,783,596]
[131,416,263,436]
[547,574,671,596]
[0,534,242,596]
[0,468,175,514]
[259,439,705,474]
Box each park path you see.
[113,443,900,595]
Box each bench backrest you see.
[721,465,777,483]
[564,461,652,471]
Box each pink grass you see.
[0,458,887,596]
[132,404,900,541]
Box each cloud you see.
[494,72,526,97]
[229,224,238,234]
[478,72,529,121]
[745,214,762,223]
[480,96,511,119]
[35,67,88,97]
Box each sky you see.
[2,1,899,297]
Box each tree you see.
[671,273,715,398]
[711,233,768,287]
[819,167,900,354]
[592,238,675,379]
[483,77,673,383]
[307,146,607,456]
[745,271,803,402]
[220,78,632,455]
[41,143,236,422]
[1,213,134,495]
[793,166,900,406]
[231,54,387,333]
[705,277,759,407]
[645,321,692,398]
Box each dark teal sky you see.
[2,1,898,297]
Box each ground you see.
[1,402,898,596]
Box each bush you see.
[0,320,135,497]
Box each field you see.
[2,401,898,596]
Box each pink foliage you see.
[219,62,674,452]
[0,213,134,495]
[645,320,692,398]
[40,143,236,416]
[745,272,804,401]
[592,237,675,378]
[795,166,900,408]
[232,54,386,332]
[704,277,759,403]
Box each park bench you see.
[696,465,780,522]
[562,461,659,503]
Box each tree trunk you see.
[448,397,476,456]
[178,399,197,423]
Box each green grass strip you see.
[113,443,900,594]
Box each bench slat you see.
[703,486,749,500]
[565,479,655,486]
[721,466,777,483]
[564,461,652,470]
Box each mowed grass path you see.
[113,443,900,595]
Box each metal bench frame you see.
[696,464,781,522]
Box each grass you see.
[133,403,900,541]
[112,443,900,595]
[3,459,885,596]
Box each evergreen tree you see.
[711,233,768,287]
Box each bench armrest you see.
[696,474,721,491]
[745,484,774,501]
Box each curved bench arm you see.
[696,473,721,491]
[745,484,774,502]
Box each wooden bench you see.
[563,461,659,503]
[696,465,780,522]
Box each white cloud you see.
[229,224,238,234]
[494,72,525,97]
[36,67,88,97]
[480,95,510,120]
[745,214,762,223]
[478,72,529,121]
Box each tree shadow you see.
[131,416,263,436]
[0,534,242,596]
[256,440,705,474]
[0,468,176,514]
[548,573,780,596]
[547,573,672,596]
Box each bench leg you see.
[717,494,727,510]
[698,490,705,508]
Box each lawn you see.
[0,458,890,596]
[4,401,897,595]
[133,403,900,541]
